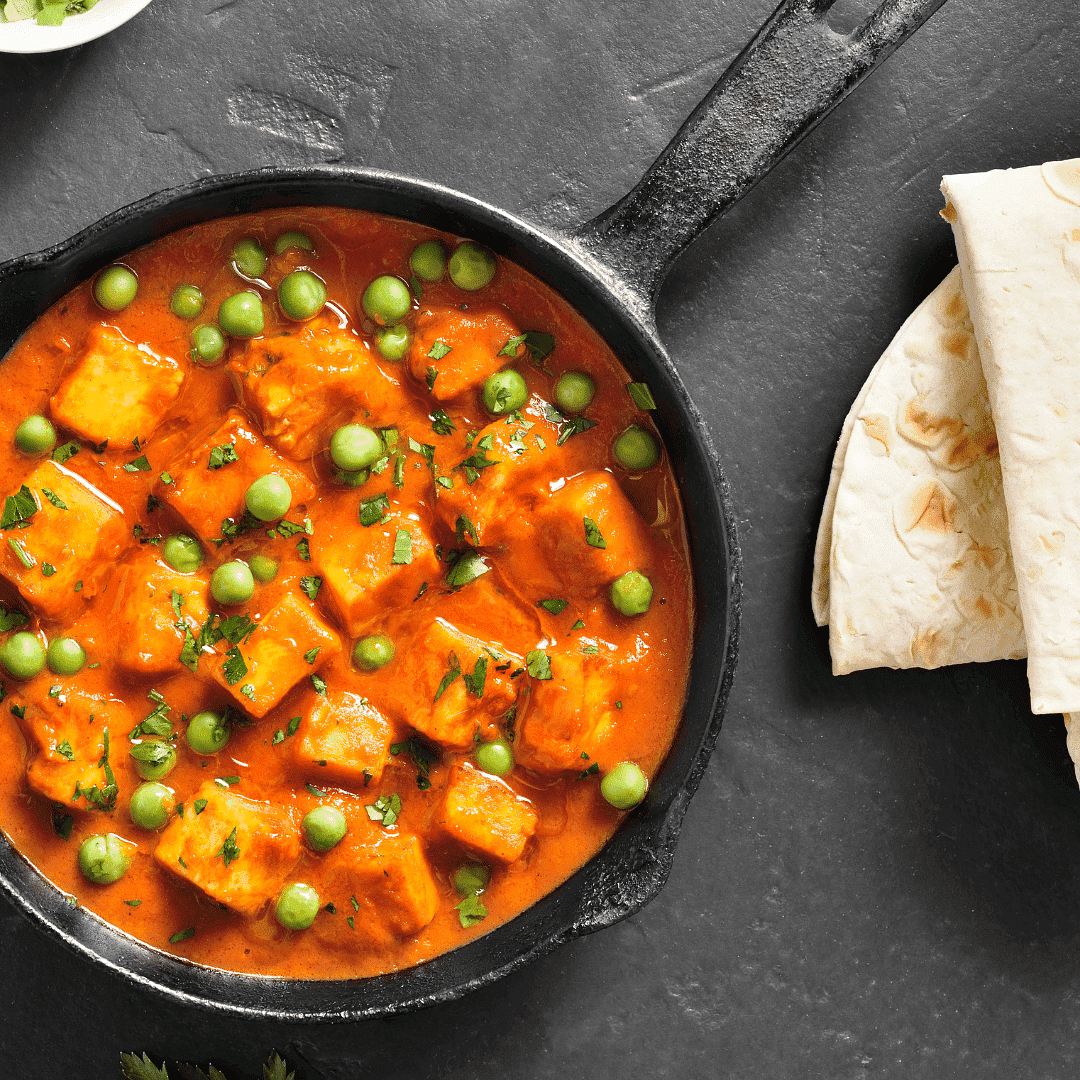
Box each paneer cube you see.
[438,763,537,863]
[311,501,439,636]
[310,827,438,949]
[293,691,393,788]
[161,409,317,546]
[50,325,184,446]
[0,460,129,621]
[529,470,658,601]
[378,617,521,749]
[154,781,301,915]
[231,324,411,459]
[408,305,522,401]
[515,649,623,773]
[113,553,210,676]
[204,591,341,718]
[17,688,131,809]
[435,398,565,545]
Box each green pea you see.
[190,324,226,365]
[245,473,292,521]
[161,534,203,574]
[186,711,230,755]
[475,738,514,777]
[610,570,653,616]
[361,275,412,325]
[133,742,176,782]
[93,265,138,312]
[14,415,56,455]
[330,425,382,472]
[210,561,255,606]
[353,634,394,671]
[170,284,204,319]
[275,231,314,255]
[452,863,491,897]
[129,782,173,829]
[276,882,321,930]
[409,240,447,282]
[218,292,265,338]
[46,637,86,675]
[278,270,327,321]
[0,632,45,680]
[375,323,411,361]
[302,805,348,852]
[555,371,596,414]
[78,833,133,885]
[613,425,660,470]
[249,554,279,583]
[600,761,648,809]
[482,368,528,415]
[448,241,496,291]
[231,238,267,279]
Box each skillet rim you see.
[0,165,741,1022]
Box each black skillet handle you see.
[574,0,947,311]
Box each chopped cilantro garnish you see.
[194,798,208,814]
[463,657,487,699]
[539,598,568,616]
[556,414,598,445]
[455,515,478,546]
[431,409,455,436]
[207,443,239,470]
[578,761,600,780]
[392,528,413,565]
[580,644,599,655]
[52,805,73,840]
[7,538,33,569]
[425,366,439,391]
[427,340,452,360]
[124,899,142,907]
[583,516,607,549]
[239,683,255,701]
[171,589,184,620]
[214,827,241,867]
[311,673,327,696]
[160,471,174,485]
[305,783,326,797]
[526,650,553,680]
[129,741,174,767]
[627,381,657,410]
[392,452,405,488]
[41,563,56,577]
[147,493,161,513]
[55,740,74,761]
[300,576,322,600]
[169,927,196,943]
[571,619,585,631]
[0,604,27,632]
[390,737,439,790]
[287,715,301,737]
[272,729,285,746]
[215,776,241,787]
[124,454,151,473]
[221,645,247,686]
[40,488,67,510]
[434,652,462,702]
[296,537,311,561]
[455,893,488,928]
[365,792,402,828]
[304,647,320,665]
[52,442,80,465]
[359,493,389,527]
[1,485,38,530]
[445,549,488,588]
[498,333,526,357]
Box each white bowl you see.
[0,0,152,53]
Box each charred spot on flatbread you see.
[896,398,964,450]
[896,478,958,536]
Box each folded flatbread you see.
[817,266,1025,674]
[942,161,1080,714]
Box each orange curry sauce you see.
[0,208,692,979]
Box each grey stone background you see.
[2,0,1080,1076]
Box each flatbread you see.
[942,161,1080,714]
[811,351,887,626]
[826,267,1025,674]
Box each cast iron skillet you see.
[0,0,945,1021]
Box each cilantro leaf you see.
[55,740,74,761]
[462,656,487,699]
[430,409,455,436]
[169,927,196,944]
[0,604,28,632]
[311,673,327,696]
[455,515,478,547]
[365,792,402,827]
[498,333,526,357]
[434,652,462,702]
[214,826,240,867]
[7,538,33,569]
[392,528,413,565]
[455,893,488,928]
[627,381,657,410]
[300,576,322,600]
[124,455,151,473]
[445,549,489,588]
[556,414,598,446]
[1,485,38,529]
[359,493,389,527]
[221,645,248,686]
[583,516,607,549]
[425,366,439,391]
[526,649,553,680]
[40,488,67,510]
[207,443,239,470]
[427,340,452,360]
[539,598,568,616]
[390,737,439,790]
[304,647,320,664]
[52,441,80,465]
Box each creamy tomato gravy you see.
[0,208,692,979]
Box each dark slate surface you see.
[2,0,1080,1076]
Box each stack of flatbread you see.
[815,158,1080,785]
